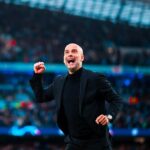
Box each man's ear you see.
[81,55,84,62]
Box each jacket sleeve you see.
[98,74,123,122]
[29,73,54,103]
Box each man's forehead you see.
[65,44,79,50]
[64,43,83,53]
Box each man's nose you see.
[68,53,73,56]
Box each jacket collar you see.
[79,68,88,114]
[58,68,88,114]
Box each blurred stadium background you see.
[0,0,150,149]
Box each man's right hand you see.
[34,62,46,74]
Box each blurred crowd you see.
[0,141,148,150]
[0,142,64,150]
[115,102,150,128]
[0,2,150,149]
[0,3,150,66]
[0,73,57,127]
[0,72,149,129]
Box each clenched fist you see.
[95,114,109,126]
[34,62,46,74]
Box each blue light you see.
[9,126,41,136]
[124,79,131,86]
[58,129,64,136]
[132,128,139,136]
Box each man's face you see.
[64,43,84,74]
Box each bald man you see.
[30,43,123,150]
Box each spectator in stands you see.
[0,4,149,66]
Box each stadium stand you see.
[0,1,149,149]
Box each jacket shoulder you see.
[83,68,105,79]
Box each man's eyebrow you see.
[72,48,78,51]
[64,49,77,51]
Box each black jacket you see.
[30,68,123,138]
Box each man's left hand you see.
[95,114,109,126]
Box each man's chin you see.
[68,67,75,71]
[67,66,77,73]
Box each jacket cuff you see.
[107,114,113,123]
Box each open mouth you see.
[67,59,75,64]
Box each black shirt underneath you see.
[62,68,94,139]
